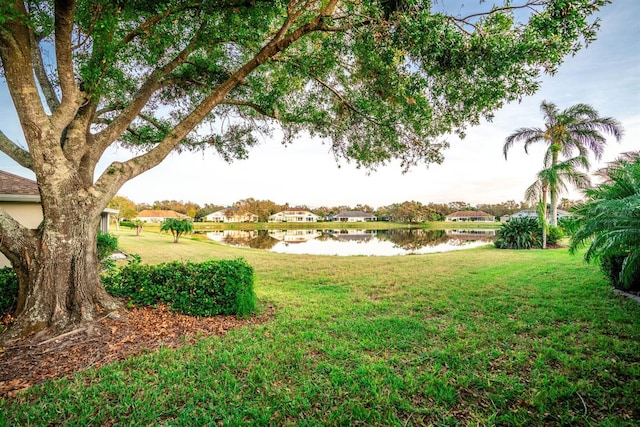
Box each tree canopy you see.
[1,1,611,176]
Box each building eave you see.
[0,194,41,203]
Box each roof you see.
[446,210,493,218]
[283,208,315,213]
[137,209,188,218]
[207,209,230,215]
[0,170,40,200]
[334,211,376,218]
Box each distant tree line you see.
[109,196,585,223]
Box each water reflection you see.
[207,228,495,256]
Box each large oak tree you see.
[0,0,610,338]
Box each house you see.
[332,211,377,222]
[0,170,42,229]
[508,209,537,220]
[137,209,191,223]
[269,209,319,223]
[204,209,258,223]
[445,210,495,222]
[0,170,118,267]
[509,209,572,222]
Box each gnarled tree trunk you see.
[2,194,121,340]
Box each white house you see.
[332,211,377,222]
[205,209,258,223]
[269,209,319,223]
[445,210,495,222]
[509,209,572,222]
[137,209,190,223]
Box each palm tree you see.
[160,218,194,243]
[504,101,623,225]
[525,156,591,248]
[570,152,640,290]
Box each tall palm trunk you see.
[548,145,560,227]
[541,185,548,249]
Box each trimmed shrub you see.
[0,267,18,315]
[97,231,118,260]
[103,258,256,317]
[494,217,541,249]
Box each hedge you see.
[102,258,256,317]
[0,267,18,315]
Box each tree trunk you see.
[541,186,548,249]
[550,190,558,227]
[549,148,559,227]
[2,207,121,340]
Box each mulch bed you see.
[0,304,273,398]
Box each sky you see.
[0,0,638,209]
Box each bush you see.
[558,216,580,236]
[0,267,18,315]
[600,254,640,292]
[119,221,135,229]
[494,217,541,249]
[103,258,256,317]
[546,225,564,246]
[97,231,118,260]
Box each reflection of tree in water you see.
[222,230,279,249]
[377,229,449,251]
[316,231,335,241]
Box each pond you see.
[205,228,496,256]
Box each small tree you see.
[132,219,144,237]
[160,219,194,243]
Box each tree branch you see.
[0,3,52,153]
[121,3,201,45]
[0,209,37,270]
[92,33,201,156]
[456,1,545,22]
[0,131,33,170]
[29,29,61,112]
[221,99,275,119]
[92,0,340,198]
[51,0,82,131]
[312,76,384,127]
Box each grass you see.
[2,230,639,425]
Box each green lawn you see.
[2,230,639,425]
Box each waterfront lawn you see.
[2,230,639,425]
